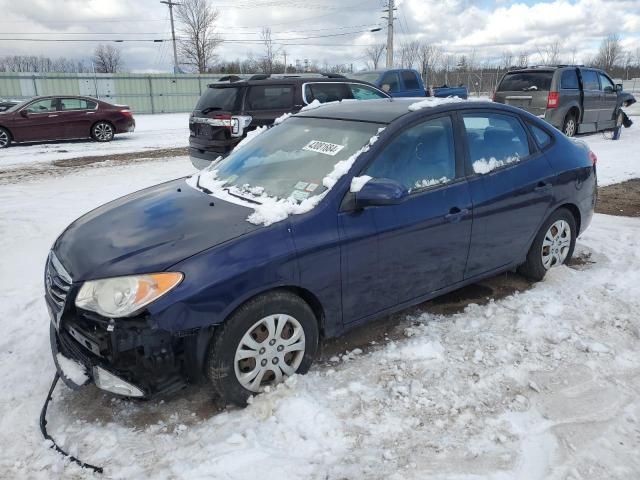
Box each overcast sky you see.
[0,0,638,72]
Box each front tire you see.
[0,127,11,148]
[562,113,577,137]
[91,121,114,142]
[206,290,319,406]
[518,208,577,281]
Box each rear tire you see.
[518,208,577,281]
[0,127,10,148]
[562,113,577,137]
[205,290,319,407]
[91,121,115,142]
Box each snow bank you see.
[472,155,519,174]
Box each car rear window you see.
[195,86,241,112]
[401,71,420,90]
[560,70,579,89]
[246,85,294,110]
[304,83,352,103]
[497,72,553,92]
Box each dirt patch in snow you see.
[595,178,640,217]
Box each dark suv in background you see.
[189,74,389,169]
[494,65,635,137]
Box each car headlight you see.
[75,272,183,318]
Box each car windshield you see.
[350,72,381,84]
[204,117,382,201]
[195,86,240,112]
[498,71,554,92]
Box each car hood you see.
[54,178,259,281]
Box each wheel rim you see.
[234,314,306,393]
[0,130,8,147]
[541,220,571,270]
[94,123,113,141]
[617,112,624,127]
[564,119,575,137]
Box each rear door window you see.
[560,70,579,89]
[304,83,352,103]
[497,72,553,92]
[462,113,530,172]
[59,98,97,110]
[246,85,294,110]
[581,70,600,90]
[380,72,401,93]
[401,71,420,90]
[349,83,388,100]
[195,86,240,112]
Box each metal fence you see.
[0,72,247,114]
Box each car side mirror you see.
[604,86,614,93]
[354,178,408,208]
[20,110,28,118]
[615,83,623,92]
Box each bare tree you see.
[399,40,420,69]
[517,51,529,68]
[418,43,442,85]
[93,44,124,73]
[176,0,221,73]
[364,43,386,70]
[500,50,514,69]
[537,41,562,65]
[594,34,623,72]
[260,27,278,74]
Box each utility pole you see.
[160,0,181,73]
[282,50,288,74]
[383,0,396,68]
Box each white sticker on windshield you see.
[294,181,309,190]
[290,190,310,202]
[305,183,319,192]
[302,140,345,156]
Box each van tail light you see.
[547,91,559,108]
[203,114,252,137]
[588,150,597,167]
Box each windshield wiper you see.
[223,187,262,205]
[201,107,222,115]
[195,174,213,195]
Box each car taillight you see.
[120,109,133,118]
[547,91,559,108]
[588,150,597,167]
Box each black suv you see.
[189,74,389,169]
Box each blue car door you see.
[400,70,425,97]
[339,114,472,323]
[461,111,555,278]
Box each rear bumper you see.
[189,146,229,170]
[114,117,135,134]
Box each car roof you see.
[295,98,528,124]
[207,76,380,88]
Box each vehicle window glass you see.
[528,123,552,148]
[59,98,96,110]
[365,116,456,191]
[598,73,614,92]
[24,99,57,113]
[304,83,352,103]
[380,72,400,93]
[581,70,599,90]
[463,113,530,170]
[195,86,240,112]
[497,72,553,92]
[401,71,420,90]
[246,85,294,110]
[560,70,579,89]
[349,83,387,100]
[350,72,382,84]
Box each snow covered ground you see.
[0,131,639,478]
[0,113,189,169]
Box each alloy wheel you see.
[0,129,9,147]
[234,314,306,392]
[564,118,576,137]
[94,123,113,141]
[541,220,571,269]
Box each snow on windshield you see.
[187,125,386,226]
[472,155,520,174]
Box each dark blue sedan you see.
[47,98,597,405]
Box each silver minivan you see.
[494,66,624,137]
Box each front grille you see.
[45,252,72,314]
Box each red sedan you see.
[0,96,135,148]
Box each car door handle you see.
[86,111,95,114]
[48,114,58,118]
[534,181,552,193]
[444,207,469,223]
